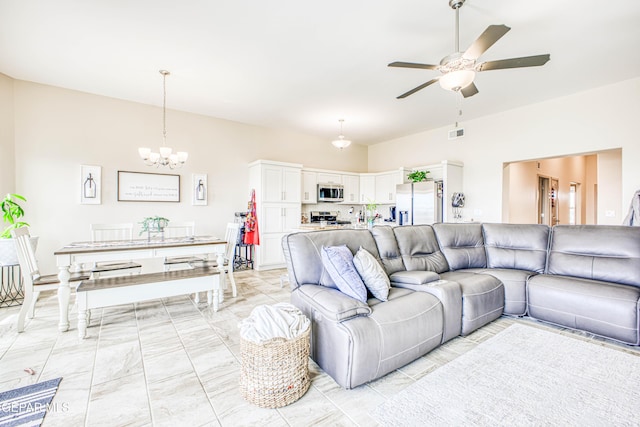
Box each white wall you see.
[0,73,15,197]
[369,77,640,224]
[12,81,367,271]
[598,149,623,225]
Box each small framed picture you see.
[192,173,208,206]
[80,165,101,204]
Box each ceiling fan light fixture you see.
[439,69,476,91]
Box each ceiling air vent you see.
[448,128,464,140]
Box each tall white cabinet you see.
[248,160,302,270]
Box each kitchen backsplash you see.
[301,202,394,223]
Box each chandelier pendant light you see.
[138,70,188,169]
[331,119,352,149]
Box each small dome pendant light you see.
[331,119,352,149]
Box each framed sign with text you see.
[117,171,180,202]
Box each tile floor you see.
[0,268,638,426]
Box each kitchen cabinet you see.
[261,163,301,203]
[341,174,360,204]
[375,173,396,204]
[359,175,375,204]
[317,173,342,184]
[301,171,317,204]
[248,160,302,270]
[374,169,409,204]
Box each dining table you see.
[53,236,226,332]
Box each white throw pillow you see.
[353,247,390,301]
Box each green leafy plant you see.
[1,193,29,239]
[139,216,170,235]
[408,170,430,183]
[365,199,378,223]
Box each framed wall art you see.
[117,171,180,202]
[192,173,208,206]
[80,165,102,204]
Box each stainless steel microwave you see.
[317,183,344,203]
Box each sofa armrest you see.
[294,284,372,322]
[390,270,440,285]
[393,279,462,343]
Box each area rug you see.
[373,324,640,426]
[0,377,62,427]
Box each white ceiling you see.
[1,0,639,145]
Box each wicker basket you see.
[240,326,311,408]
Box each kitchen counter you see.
[293,223,366,232]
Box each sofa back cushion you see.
[370,226,406,275]
[432,223,486,270]
[282,229,382,289]
[392,225,449,273]
[547,225,640,287]
[482,223,550,273]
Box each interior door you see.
[550,178,559,225]
[538,176,550,225]
[538,176,559,226]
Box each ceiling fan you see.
[389,0,550,99]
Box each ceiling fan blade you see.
[397,78,440,99]
[388,61,439,70]
[461,82,479,98]
[463,25,511,59]
[477,54,551,71]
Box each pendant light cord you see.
[161,70,168,146]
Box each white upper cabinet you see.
[301,171,318,204]
[317,173,342,184]
[375,172,396,204]
[341,174,360,204]
[261,163,301,203]
[359,175,375,204]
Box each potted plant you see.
[407,170,430,183]
[0,193,37,266]
[365,200,378,229]
[140,216,170,241]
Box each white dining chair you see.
[12,227,89,332]
[89,223,142,279]
[189,222,240,300]
[162,221,207,271]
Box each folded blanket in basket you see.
[239,303,310,344]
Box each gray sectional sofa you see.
[282,223,640,389]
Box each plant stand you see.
[0,264,23,307]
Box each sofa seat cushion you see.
[479,268,536,316]
[527,274,640,345]
[440,271,504,335]
[389,270,440,286]
[342,288,444,388]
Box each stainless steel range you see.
[309,211,351,225]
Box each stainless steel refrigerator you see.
[396,181,443,225]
